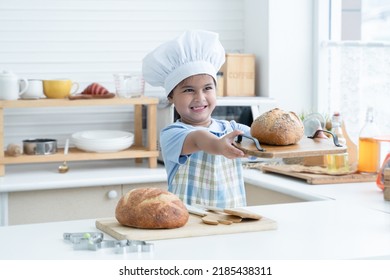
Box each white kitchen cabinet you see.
[123,182,302,207]
[8,185,121,225]
[7,182,168,225]
[0,97,159,176]
[6,181,303,225]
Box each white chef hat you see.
[142,30,225,95]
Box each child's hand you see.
[218,130,245,159]
[182,129,246,157]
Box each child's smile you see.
[170,74,217,127]
[191,105,208,111]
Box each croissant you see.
[81,83,110,96]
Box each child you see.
[142,30,252,208]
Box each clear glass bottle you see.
[358,107,380,173]
[327,112,349,172]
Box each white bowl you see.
[75,130,132,140]
[71,130,134,153]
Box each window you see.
[361,0,390,41]
[318,0,390,145]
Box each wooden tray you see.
[233,137,347,158]
[96,214,277,241]
[261,164,377,184]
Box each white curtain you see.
[325,41,390,143]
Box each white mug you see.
[20,79,45,99]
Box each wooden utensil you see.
[193,204,262,220]
[201,215,233,225]
[202,212,245,225]
[206,206,262,220]
[186,204,238,225]
[233,137,347,159]
[261,163,376,184]
[96,215,278,241]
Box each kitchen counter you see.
[1,160,390,260]
[0,160,167,193]
[243,168,390,214]
[1,201,390,260]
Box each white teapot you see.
[0,70,29,100]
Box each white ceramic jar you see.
[0,70,29,100]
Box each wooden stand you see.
[0,97,159,176]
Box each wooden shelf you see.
[0,96,158,108]
[3,147,160,164]
[0,97,159,175]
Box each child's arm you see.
[181,129,245,159]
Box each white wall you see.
[0,0,246,96]
[0,0,247,147]
[245,0,313,113]
[268,0,313,113]
[0,0,314,147]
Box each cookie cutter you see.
[63,232,154,254]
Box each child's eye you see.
[183,88,194,93]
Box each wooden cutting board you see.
[233,137,347,158]
[261,164,377,184]
[95,214,277,241]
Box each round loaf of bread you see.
[250,108,304,145]
[115,188,189,229]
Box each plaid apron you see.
[171,150,246,208]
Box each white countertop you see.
[0,160,167,192]
[1,160,390,260]
[1,201,390,260]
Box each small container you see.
[376,153,390,190]
[358,107,380,173]
[6,143,22,157]
[23,139,57,155]
[113,73,145,98]
[220,53,255,97]
[326,112,349,172]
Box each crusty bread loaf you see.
[250,108,304,145]
[115,188,189,229]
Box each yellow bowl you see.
[43,80,79,99]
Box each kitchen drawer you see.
[8,185,122,225]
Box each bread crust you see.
[250,108,304,145]
[115,188,189,229]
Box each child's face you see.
[169,74,216,127]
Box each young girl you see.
[142,30,252,208]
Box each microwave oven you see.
[156,97,277,162]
